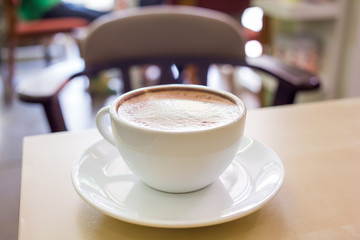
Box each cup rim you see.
[109,84,246,134]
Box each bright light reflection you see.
[241,7,263,32]
[236,67,262,93]
[236,137,253,154]
[63,0,114,11]
[145,65,161,81]
[245,40,263,58]
[255,174,280,192]
[207,64,222,89]
[171,64,180,79]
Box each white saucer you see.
[72,136,285,228]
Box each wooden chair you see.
[16,5,320,132]
[2,0,89,97]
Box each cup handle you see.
[96,106,116,146]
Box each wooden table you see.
[19,98,360,239]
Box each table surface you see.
[19,98,360,240]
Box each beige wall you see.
[338,0,360,98]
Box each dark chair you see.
[16,5,320,132]
[2,0,89,96]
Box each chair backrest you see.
[77,6,247,91]
[82,6,246,65]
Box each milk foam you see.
[117,89,241,131]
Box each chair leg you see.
[44,47,52,66]
[0,50,13,103]
[42,97,67,132]
[197,63,209,86]
[4,34,16,101]
[273,82,296,105]
[160,64,177,85]
[3,0,17,101]
[122,66,132,92]
[43,37,53,66]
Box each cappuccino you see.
[96,84,246,192]
[117,88,241,131]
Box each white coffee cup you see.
[96,84,246,193]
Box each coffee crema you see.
[117,88,241,131]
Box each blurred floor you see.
[0,88,48,240]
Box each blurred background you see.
[1,0,359,239]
